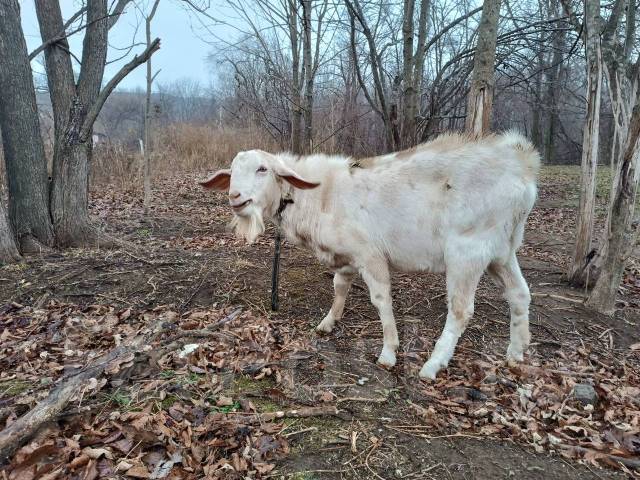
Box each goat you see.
[199,131,540,379]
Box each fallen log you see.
[0,308,243,464]
[0,342,143,463]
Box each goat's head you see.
[199,150,319,243]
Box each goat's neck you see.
[269,182,295,224]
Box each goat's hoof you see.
[315,318,334,334]
[419,362,439,380]
[376,348,396,368]
[506,345,524,366]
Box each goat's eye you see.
[256,166,267,173]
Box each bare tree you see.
[401,0,431,147]
[0,0,55,251]
[559,0,640,311]
[587,68,640,314]
[345,0,402,150]
[209,0,330,153]
[567,0,602,286]
[301,0,329,152]
[34,0,160,246]
[542,0,567,163]
[465,0,502,135]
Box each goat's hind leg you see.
[316,268,355,333]
[487,255,531,365]
[360,261,398,367]
[419,264,484,380]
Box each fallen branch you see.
[0,342,146,462]
[0,309,178,463]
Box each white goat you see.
[200,132,539,379]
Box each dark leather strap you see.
[271,196,294,311]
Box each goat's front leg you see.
[316,269,355,333]
[360,260,398,367]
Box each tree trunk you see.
[542,0,566,164]
[587,93,640,315]
[465,0,501,135]
[0,193,20,265]
[408,0,430,145]
[144,0,161,214]
[530,31,544,151]
[567,0,602,286]
[52,0,109,246]
[587,0,635,285]
[400,0,416,147]
[0,0,55,250]
[400,0,430,148]
[50,134,96,247]
[287,1,303,154]
[301,0,314,153]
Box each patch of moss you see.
[159,369,176,379]
[109,390,133,408]
[0,379,32,397]
[183,372,203,385]
[287,417,344,454]
[252,398,281,413]
[159,394,178,410]
[229,374,275,396]
[2,262,28,272]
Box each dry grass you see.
[90,124,278,189]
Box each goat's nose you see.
[229,191,241,199]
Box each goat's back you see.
[338,131,540,270]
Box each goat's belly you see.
[362,212,446,272]
[386,246,446,273]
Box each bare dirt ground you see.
[0,166,639,479]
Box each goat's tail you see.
[499,131,541,181]
[509,181,537,257]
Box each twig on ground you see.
[531,293,585,304]
[337,396,388,404]
[225,405,340,423]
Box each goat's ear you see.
[199,170,231,190]
[270,157,320,190]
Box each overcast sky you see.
[20,1,222,91]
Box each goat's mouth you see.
[231,198,253,212]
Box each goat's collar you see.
[274,195,294,224]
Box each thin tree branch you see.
[29,7,85,60]
[108,0,133,29]
[80,38,161,141]
[422,6,483,55]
